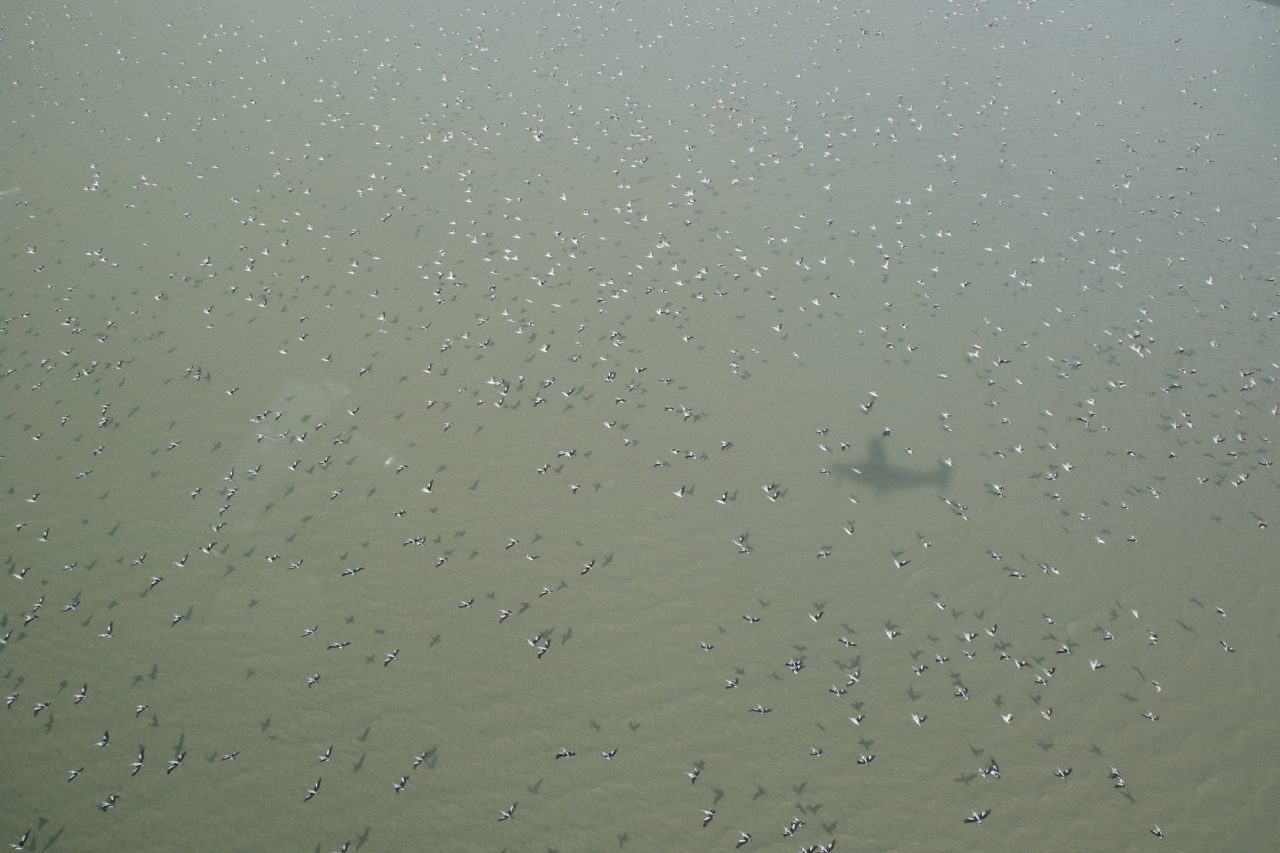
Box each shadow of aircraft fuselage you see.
[839,437,953,493]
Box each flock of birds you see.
[3,0,1277,850]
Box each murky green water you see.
[3,1,1278,851]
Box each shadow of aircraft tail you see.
[839,437,953,492]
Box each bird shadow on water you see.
[835,437,953,493]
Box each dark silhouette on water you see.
[839,437,952,492]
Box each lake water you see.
[2,1,1277,851]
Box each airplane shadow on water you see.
[837,437,953,493]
